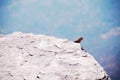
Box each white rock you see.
[0,32,110,80]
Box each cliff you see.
[0,32,110,80]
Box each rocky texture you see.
[0,32,110,80]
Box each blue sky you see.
[0,0,120,79]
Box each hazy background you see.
[0,0,120,80]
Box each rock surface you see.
[0,32,110,80]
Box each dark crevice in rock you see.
[82,54,88,57]
[67,52,74,53]
[94,63,97,65]
[54,45,61,49]
[54,52,58,55]
[28,54,33,56]
[69,63,80,66]
[17,46,23,49]
[36,76,40,79]
[96,75,109,80]
[30,41,35,43]
[24,60,28,62]
[8,73,13,77]
[39,54,46,57]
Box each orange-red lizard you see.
[74,37,83,43]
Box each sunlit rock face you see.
[0,32,110,80]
